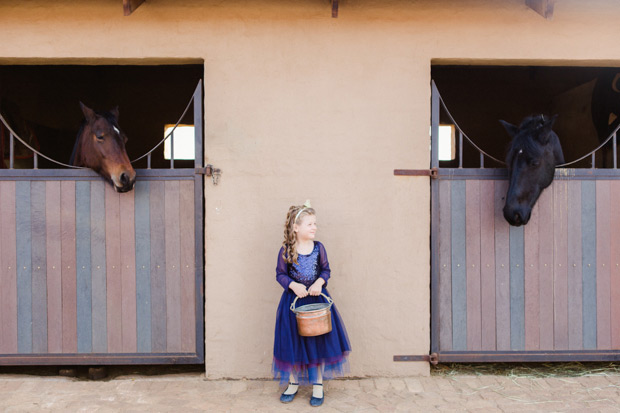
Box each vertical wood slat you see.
[582,180,597,350]
[553,181,569,350]
[509,224,525,351]
[61,182,77,353]
[150,181,167,352]
[165,181,182,352]
[120,192,137,353]
[451,180,467,351]
[524,202,540,350]
[567,181,583,350]
[76,181,92,353]
[90,181,107,353]
[135,181,152,353]
[611,181,620,348]
[105,184,122,353]
[537,187,554,350]
[494,181,510,351]
[0,182,18,354]
[438,181,452,351]
[466,181,481,351]
[596,180,611,349]
[179,181,196,352]
[16,181,32,354]
[31,182,47,354]
[46,182,62,354]
[479,181,496,351]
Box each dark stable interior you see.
[432,65,620,169]
[0,64,203,169]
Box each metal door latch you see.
[196,164,222,185]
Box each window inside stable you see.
[432,65,620,169]
[0,64,203,169]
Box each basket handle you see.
[290,292,333,312]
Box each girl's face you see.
[294,214,317,242]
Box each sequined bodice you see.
[290,242,320,287]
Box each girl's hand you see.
[289,282,308,298]
[308,278,325,296]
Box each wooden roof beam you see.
[332,0,339,18]
[526,0,555,19]
[123,0,145,16]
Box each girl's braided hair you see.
[282,204,316,264]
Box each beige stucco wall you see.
[1,0,620,378]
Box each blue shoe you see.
[310,384,324,407]
[280,383,299,403]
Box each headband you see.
[294,200,312,222]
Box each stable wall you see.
[1,0,619,378]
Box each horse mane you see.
[506,115,547,165]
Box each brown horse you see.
[71,103,136,192]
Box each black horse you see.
[501,114,564,226]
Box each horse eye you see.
[95,134,105,141]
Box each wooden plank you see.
[524,202,540,350]
[494,181,511,351]
[120,192,137,353]
[45,181,62,353]
[150,181,167,352]
[582,180,598,349]
[0,182,18,354]
[134,181,152,353]
[105,184,122,353]
[567,181,583,350]
[451,180,467,351]
[30,181,47,354]
[61,181,77,353]
[611,181,620,349]
[16,181,32,354]
[537,185,554,350]
[90,181,107,353]
[438,180,452,351]
[509,224,525,351]
[596,180,611,350]
[553,181,569,350]
[75,181,92,353]
[466,180,481,351]
[165,181,182,352]
[179,181,196,352]
[479,181,496,351]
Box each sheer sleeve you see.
[276,247,294,290]
[317,242,331,287]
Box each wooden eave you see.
[122,0,552,19]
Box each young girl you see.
[273,202,351,407]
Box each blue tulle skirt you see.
[273,289,351,384]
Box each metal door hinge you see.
[196,164,222,185]
[393,353,439,365]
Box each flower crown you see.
[294,200,312,222]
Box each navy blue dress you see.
[273,241,351,384]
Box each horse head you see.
[72,103,136,192]
[501,114,564,226]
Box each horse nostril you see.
[514,212,522,225]
[120,173,129,185]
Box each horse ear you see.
[499,120,518,138]
[537,114,558,145]
[111,106,119,121]
[80,102,96,122]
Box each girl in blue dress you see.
[273,202,351,407]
